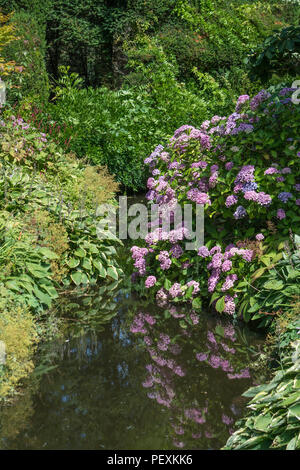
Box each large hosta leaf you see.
[107,266,118,281]
[71,271,85,286]
[38,247,59,260]
[67,258,80,269]
[254,414,272,431]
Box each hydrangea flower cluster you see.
[197,244,253,314]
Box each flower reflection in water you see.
[131,303,259,449]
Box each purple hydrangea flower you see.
[242,182,258,193]
[196,353,208,362]
[198,246,210,258]
[235,94,250,111]
[221,274,238,291]
[187,188,211,205]
[278,192,293,203]
[256,233,264,241]
[234,205,247,219]
[226,195,238,207]
[158,251,172,270]
[277,209,286,220]
[210,164,219,172]
[222,260,232,272]
[212,253,223,268]
[170,244,183,259]
[250,90,270,111]
[244,190,258,201]
[225,161,234,171]
[256,192,272,206]
[264,167,279,175]
[168,161,181,170]
[186,280,200,295]
[208,268,221,293]
[145,276,156,288]
[169,283,183,298]
[241,249,253,262]
[235,165,255,184]
[224,295,236,315]
[156,288,168,306]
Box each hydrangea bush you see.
[130,86,300,319]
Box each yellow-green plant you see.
[0,289,38,401]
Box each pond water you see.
[0,285,267,450]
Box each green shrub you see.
[1,11,49,104]
[238,238,300,327]
[0,107,124,401]
[148,0,296,81]
[40,59,208,191]
[0,112,123,295]
[246,25,300,81]
[224,323,300,450]
[0,288,38,402]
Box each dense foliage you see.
[0,11,49,104]
[40,61,210,191]
[247,25,300,81]
[0,112,123,400]
[1,0,295,86]
[224,321,300,450]
[2,1,298,191]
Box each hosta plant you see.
[224,325,300,450]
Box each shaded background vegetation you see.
[0,0,299,191]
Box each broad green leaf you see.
[82,259,92,270]
[215,296,225,313]
[288,403,300,420]
[192,297,202,309]
[5,280,20,291]
[254,414,272,431]
[287,436,297,450]
[263,280,284,290]
[33,287,52,307]
[26,263,49,279]
[38,247,59,260]
[67,258,80,269]
[74,247,86,258]
[70,271,84,286]
[107,266,118,281]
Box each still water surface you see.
[0,287,266,450]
